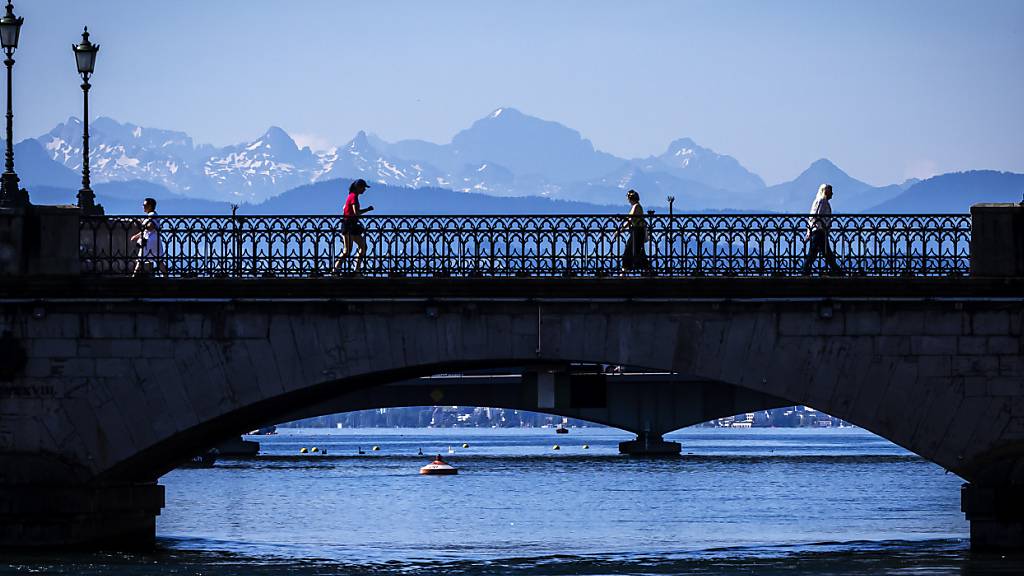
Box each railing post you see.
[970,203,1024,277]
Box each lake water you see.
[3,427,1022,575]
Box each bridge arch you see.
[1,294,1021,548]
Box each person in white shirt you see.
[801,183,842,275]
[131,197,167,277]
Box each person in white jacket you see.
[131,197,167,277]
[801,184,842,275]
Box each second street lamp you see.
[0,0,24,208]
[73,26,102,215]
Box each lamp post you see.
[73,26,102,215]
[0,0,24,208]
[667,195,675,216]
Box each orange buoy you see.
[420,455,458,475]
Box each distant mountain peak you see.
[488,107,522,120]
[347,130,373,151]
[807,158,841,171]
[666,137,699,151]
[257,126,297,151]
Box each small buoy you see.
[420,455,458,475]
[583,444,589,449]
[321,448,328,455]
[552,444,560,450]
[461,443,469,448]
[311,447,319,453]
[299,447,308,454]
[372,445,380,451]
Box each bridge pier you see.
[0,482,164,549]
[618,432,681,456]
[962,483,1024,551]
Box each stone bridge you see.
[0,203,1021,551]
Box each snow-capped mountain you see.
[316,131,447,190]
[32,108,836,210]
[202,126,322,200]
[42,117,208,195]
[651,138,765,193]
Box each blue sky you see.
[12,0,1024,185]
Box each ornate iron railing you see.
[78,214,972,278]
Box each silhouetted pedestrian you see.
[619,189,649,273]
[131,197,167,277]
[801,183,842,275]
[333,179,374,275]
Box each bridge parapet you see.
[5,203,1023,279]
[971,203,1024,277]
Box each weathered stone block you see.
[24,313,81,339]
[78,339,143,358]
[140,340,173,358]
[845,310,881,335]
[85,314,136,339]
[964,376,989,397]
[958,337,988,356]
[911,336,958,356]
[874,336,910,355]
[38,358,96,378]
[923,310,966,335]
[96,359,132,379]
[1000,356,1023,377]
[881,310,925,336]
[972,311,1011,335]
[1003,417,1024,440]
[22,358,53,378]
[134,315,165,338]
[953,356,999,377]
[27,338,77,358]
[778,311,844,336]
[228,313,269,339]
[988,336,1021,355]
[988,378,1023,396]
[939,396,995,460]
[166,314,208,339]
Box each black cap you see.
[349,178,371,194]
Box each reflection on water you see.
[3,428,1023,575]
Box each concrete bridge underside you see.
[0,277,1022,550]
[279,372,791,454]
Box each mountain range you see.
[13,107,1024,214]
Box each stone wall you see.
[1,298,1020,485]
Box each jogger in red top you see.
[333,179,374,274]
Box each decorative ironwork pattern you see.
[79,214,972,278]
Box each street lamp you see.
[0,0,24,208]
[667,195,675,216]
[73,26,102,214]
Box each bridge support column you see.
[0,482,164,549]
[618,432,681,457]
[962,483,1024,551]
[215,436,260,456]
